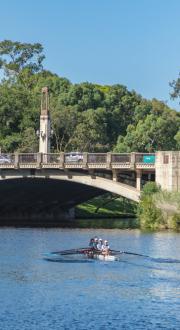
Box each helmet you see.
[98,238,102,242]
[94,237,98,242]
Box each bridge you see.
[0,151,156,202]
[0,87,179,224]
[0,149,179,198]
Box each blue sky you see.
[0,0,180,110]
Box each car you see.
[65,152,83,162]
[0,155,12,164]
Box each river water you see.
[0,227,180,330]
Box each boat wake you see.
[149,257,180,264]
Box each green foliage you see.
[114,101,180,152]
[76,193,137,218]
[170,73,180,102]
[170,214,180,231]
[137,183,164,230]
[17,127,38,152]
[137,183,180,230]
[141,182,161,197]
[174,130,180,149]
[0,38,180,154]
[0,40,44,77]
[138,195,164,230]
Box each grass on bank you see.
[75,193,137,219]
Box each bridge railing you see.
[111,153,130,163]
[0,152,156,168]
[88,153,107,163]
[19,153,38,163]
[42,153,60,164]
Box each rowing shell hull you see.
[43,252,118,262]
[93,254,118,261]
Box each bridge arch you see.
[1,169,140,202]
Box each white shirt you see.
[97,243,102,250]
[102,244,110,251]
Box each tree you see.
[174,130,180,149]
[170,73,180,103]
[0,40,45,78]
[51,105,80,152]
[114,101,180,152]
[70,108,108,152]
[104,85,142,145]
[17,127,38,152]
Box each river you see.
[0,227,180,329]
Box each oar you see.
[110,249,150,258]
[52,247,92,255]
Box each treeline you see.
[0,40,180,153]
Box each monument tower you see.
[39,87,51,153]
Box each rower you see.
[102,240,110,256]
[97,238,103,251]
[93,237,99,249]
[89,238,94,248]
[88,237,98,258]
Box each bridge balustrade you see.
[0,152,156,170]
[87,153,107,163]
[42,153,60,164]
[18,153,38,164]
[111,153,130,163]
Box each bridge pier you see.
[136,170,142,191]
[155,151,180,192]
[112,170,118,182]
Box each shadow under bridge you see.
[0,169,140,225]
[0,177,105,225]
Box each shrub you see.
[137,182,164,230]
[170,214,180,231]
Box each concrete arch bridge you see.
[0,151,179,224]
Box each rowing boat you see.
[43,252,119,262]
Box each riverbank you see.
[0,217,139,229]
[75,194,137,219]
[138,183,180,230]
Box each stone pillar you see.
[83,152,88,169]
[130,152,136,169]
[112,170,118,182]
[59,152,65,168]
[106,152,112,169]
[155,151,180,192]
[136,170,142,191]
[39,87,51,154]
[14,153,19,168]
[37,153,42,168]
